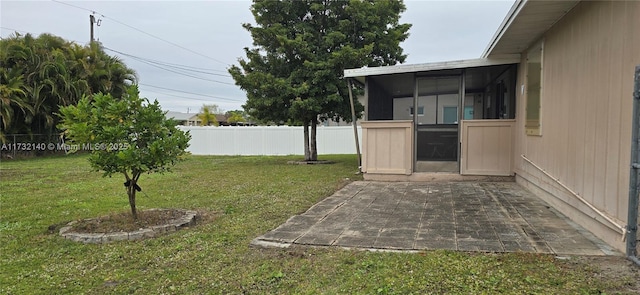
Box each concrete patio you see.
[252,181,617,255]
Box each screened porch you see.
[346,58,519,177]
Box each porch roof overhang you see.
[344,57,520,84]
[482,0,580,58]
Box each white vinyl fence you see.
[179,126,362,156]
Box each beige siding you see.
[514,1,640,251]
[461,120,515,176]
[361,121,413,175]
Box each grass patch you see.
[1,154,638,294]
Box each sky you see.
[1,0,515,113]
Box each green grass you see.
[0,154,636,294]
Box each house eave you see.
[482,0,580,58]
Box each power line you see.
[0,23,245,105]
[51,0,230,66]
[143,89,221,103]
[1,26,236,86]
[0,26,29,35]
[100,47,229,73]
[103,46,232,77]
[122,54,236,85]
[138,83,244,103]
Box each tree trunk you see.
[303,120,311,161]
[126,173,139,220]
[310,120,318,161]
[127,184,137,220]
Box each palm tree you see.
[0,33,137,138]
[83,43,137,98]
[197,104,219,126]
[0,34,34,140]
[0,68,32,142]
[104,56,137,98]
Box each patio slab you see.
[251,181,618,255]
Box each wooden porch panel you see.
[361,120,413,175]
[461,120,515,176]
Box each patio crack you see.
[451,183,459,251]
[478,184,505,252]
[413,185,430,249]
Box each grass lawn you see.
[1,154,638,294]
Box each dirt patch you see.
[0,168,29,178]
[287,160,335,165]
[71,209,189,233]
[561,255,640,293]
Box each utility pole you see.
[89,14,101,44]
[90,14,95,43]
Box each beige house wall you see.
[514,0,640,252]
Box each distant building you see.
[165,111,200,126]
[166,112,256,126]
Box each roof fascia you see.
[481,0,527,58]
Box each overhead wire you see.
[143,89,222,103]
[2,27,238,91]
[121,54,236,85]
[11,3,246,105]
[101,47,229,74]
[50,0,230,66]
[102,47,242,99]
[0,29,244,104]
[138,83,243,103]
[0,26,30,36]
[103,46,232,78]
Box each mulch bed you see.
[70,209,189,233]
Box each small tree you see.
[58,85,191,220]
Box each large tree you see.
[229,0,411,161]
